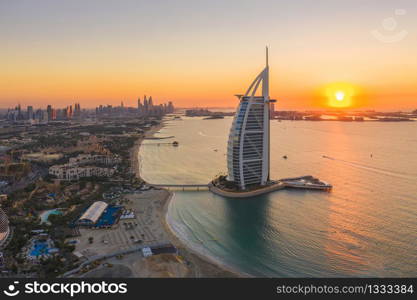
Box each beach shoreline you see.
[130,122,164,181]
[134,120,244,277]
[161,192,248,277]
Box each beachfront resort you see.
[0,103,188,277]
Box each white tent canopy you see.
[78,201,108,224]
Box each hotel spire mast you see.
[264,46,271,182]
[263,46,269,98]
[263,46,271,183]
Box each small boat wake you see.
[322,155,416,180]
[198,131,223,138]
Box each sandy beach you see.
[134,121,241,277]
[70,121,243,278]
[129,122,164,179]
[161,193,243,277]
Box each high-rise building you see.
[27,106,34,120]
[167,101,174,113]
[143,95,149,113]
[16,104,22,120]
[63,107,69,119]
[137,97,142,113]
[47,105,52,122]
[35,109,44,122]
[226,48,276,190]
[74,103,81,117]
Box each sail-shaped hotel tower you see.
[226,48,276,190]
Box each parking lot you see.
[73,189,170,258]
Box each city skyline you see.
[0,96,173,110]
[1,0,417,110]
[3,95,174,123]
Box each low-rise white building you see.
[49,164,115,180]
[68,154,121,166]
[49,153,120,180]
[142,247,153,257]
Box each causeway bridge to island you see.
[149,183,209,191]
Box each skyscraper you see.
[74,103,81,117]
[167,101,174,113]
[226,48,276,190]
[35,109,44,122]
[144,95,148,113]
[47,105,52,122]
[137,97,142,113]
[16,104,22,120]
[27,106,34,120]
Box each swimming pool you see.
[40,209,63,224]
[95,206,122,227]
[28,240,57,258]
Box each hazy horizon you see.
[1,0,417,110]
[0,105,415,113]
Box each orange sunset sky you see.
[1,0,417,110]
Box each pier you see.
[142,140,179,147]
[144,136,175,140]
[209,181,286,198]
[209,175,332,198]
[149,183,209,191]
[148,175,331,195]
[141,143,175,146]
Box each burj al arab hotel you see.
[226,48,276,190]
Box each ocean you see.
[139,116,417,277]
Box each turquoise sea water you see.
[139,117,417,277]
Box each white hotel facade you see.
[227,48,276,190]
[49,154,118,180]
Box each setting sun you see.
[324,83,357,108]
[335,91,345,101]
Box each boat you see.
[145,135,175,140]
[172,141,179,147]
[280,175,332,190]
[203,115,224,120]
